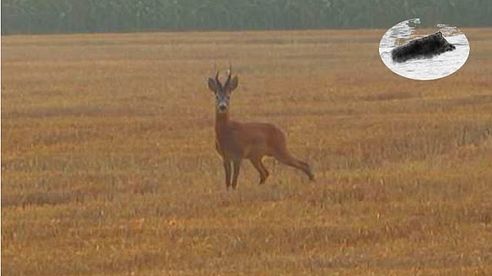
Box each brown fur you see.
[209,68,314,190]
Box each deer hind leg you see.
[275,152,315,181]
[259,159,270,183]
[250,157,269,184]
[231,160,242,190]
[223,160,232,189]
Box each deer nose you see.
[218,104,227,112]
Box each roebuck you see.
[207,67,315,190]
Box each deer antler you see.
[225,64,232,87]
[214,70,220,85]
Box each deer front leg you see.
[231,160,242,190]
[223,159,232,189]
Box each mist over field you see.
[2,29,492,274]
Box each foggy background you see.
[2,0,492,35]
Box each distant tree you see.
[2,0,491,34]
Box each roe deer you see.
[207,66,315,190]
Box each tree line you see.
[2,0,491,34]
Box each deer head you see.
[207,66,239,113]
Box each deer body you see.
[209,68,314,190]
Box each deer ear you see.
[228,76,239,92]
[208,78,218,92]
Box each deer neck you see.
[215,110,230,136]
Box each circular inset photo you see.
[379,18,470,80]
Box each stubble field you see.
[2,29,492,275]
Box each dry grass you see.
[2,29,492,275]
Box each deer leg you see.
[259,159,270,184]
[231,160,242,190]
[276,153,315,181]
[299,160,315,181]
[250,157,269,184]
[258,158,270,184]
[223,160,232,189]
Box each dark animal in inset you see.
[391,31,456,63]
[207,66,315,190]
